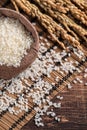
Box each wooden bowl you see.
[0,8,39,80]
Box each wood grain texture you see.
[22,71,87,130]
[0,0,87,130]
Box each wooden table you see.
[0,1,87,130]
[22,71,87,130]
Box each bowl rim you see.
[0,8,39,51]
[0,8,39,79]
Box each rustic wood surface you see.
[21,71,87,130]
[0,1,87,130]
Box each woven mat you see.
[0,0,87,130]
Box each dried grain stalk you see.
[51,0,87,15]
[12,0,83,50]
[70,0,87,14]
[32,0,87,44]
[11,0,19,12]
[61,0,87,26]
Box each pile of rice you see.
[0,16,33,67]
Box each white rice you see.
[0,16,33,67]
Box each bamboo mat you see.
[0,0,87,130]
